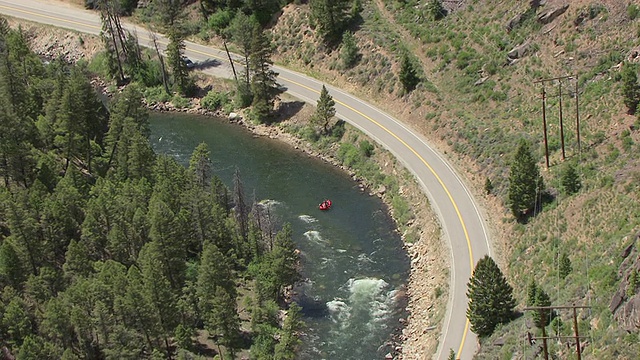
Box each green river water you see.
[149,112,410,359]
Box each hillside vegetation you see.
[267,0,640,358]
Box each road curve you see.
[0,1,492,358]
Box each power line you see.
[523,304,591,360]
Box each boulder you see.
[507,41,532,61]
[609,290,624,314]
[538,4,569,24]
[614,294,640,331]
[506,13,526,32]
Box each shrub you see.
[208,10,233,35]
[87,51,111,79]
[359,140,374,157]
[171,94,191,109]
[201,90,230,111]
[143,85,171,103]
[337,142,361,167]
[134,59,164,87]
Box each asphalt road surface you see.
[0,1,492,358]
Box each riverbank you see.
[13,18,449,359]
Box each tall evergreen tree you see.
[561,162,581,195]
[559,252,572,279]
[621,62,640,114]
[166,29,190,95]
[152,0,186,30]
[309,0,349,43]
[340,31,359,69]
[532,286,551,329]
[232,167,250,245]
[312,85,336,135]
[271,224,300,301]
[249,26,279,123]
[274,303,302,360]
[147,195,187,291]
[466,255,516,337]
[0,240,26,290]
[188,142,213,190]
[138,242,180,356]
[229,11,258,98]
[54,68,108,174]
[206,286,240,358]
[399,53,419,93]
[197,241,235,314]
[508,139,542,219]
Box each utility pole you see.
[534,75,579,167]
[558,80,566,160]
[523,304,591,360]
[542,86,549,168]
[575,75,581,155]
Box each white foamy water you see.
[327,278,396,336]
[303,230,327,245]
[298,214,318,223]
[258,199,281,208]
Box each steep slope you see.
[271,0,640,358]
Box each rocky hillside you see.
[269,0,640,358]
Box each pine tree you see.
[206,286,240,358]
[249,26,279,124]
[399,53,419,93]
[274,303,303,360]
[229,11,258,91]
[559,252,572,279]
[561,162,581,195]
[466,255,516,337]
[508,139,542,219]
[309,0,350,43]
[0,240,26,289]
[188,142,212,190]
[197,241,235,316]
[427,0,447,21]
[271,223,300,301]
[147,195,187,291]
[621,62,640,114]
[138,242,179,356]
[532,287,551,329]
[312,85,336,135]
[166,29,190,95]
[340,31,359,69]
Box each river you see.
[149,112,410,359]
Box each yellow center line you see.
[279,75,475,358]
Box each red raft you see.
[319,199,332,211]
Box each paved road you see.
[0,1,492,358]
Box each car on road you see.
[182,56,195,69]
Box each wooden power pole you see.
[523,304,591,360]
[534,75,581,167]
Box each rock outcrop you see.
[538,4,569,25]
[611,233,640,332]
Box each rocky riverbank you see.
[15,19,449,360]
